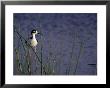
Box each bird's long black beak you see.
[38,33,43,35]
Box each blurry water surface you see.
[14,13,97,75]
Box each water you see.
[14,13,97,75]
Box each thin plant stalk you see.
[73,41,84,74]
[69,31,78,75]
[38,14,43,75]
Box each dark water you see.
[14,13,97,75]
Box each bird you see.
[29,29,39,73]
[30,29,39,47]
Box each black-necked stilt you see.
[30,30,39,47]
[29,30,39,74]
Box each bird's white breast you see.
[31,39,38,47]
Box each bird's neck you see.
[32,34,36,39]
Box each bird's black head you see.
[31,29,38,34]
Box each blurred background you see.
[14,13,97,75]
